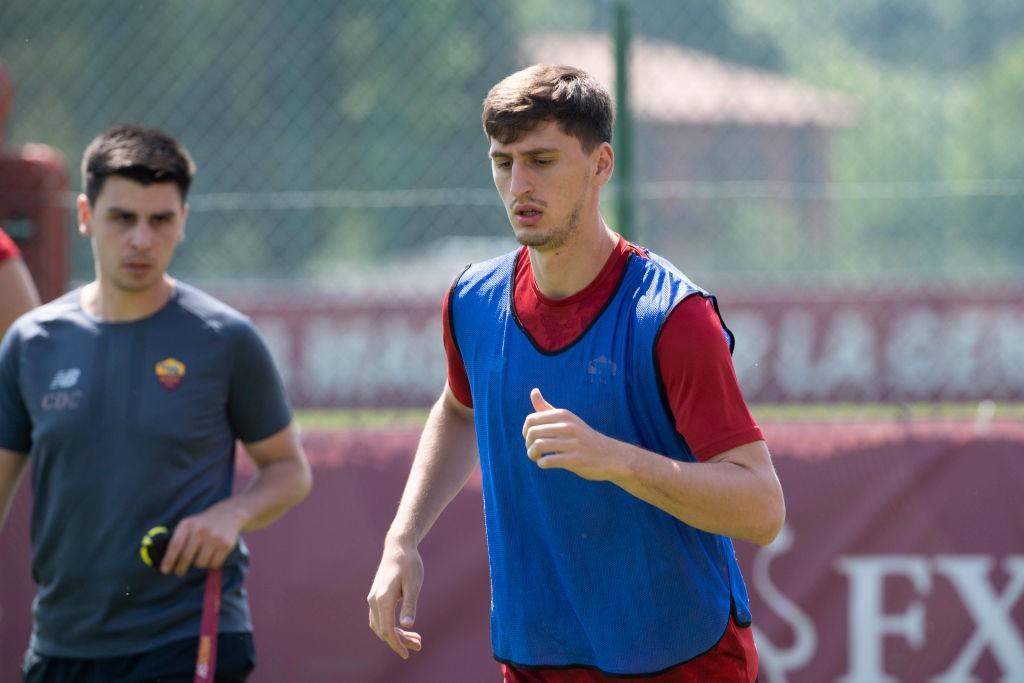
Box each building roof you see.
[522,33,856,128]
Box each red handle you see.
[194,568,222,683]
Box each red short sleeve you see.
[0,228,20,262]
[442,281,473,408]
[655,295,763,461]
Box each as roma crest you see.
[155,357,186,391]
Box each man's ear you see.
[594,142,614,186]
[77,194,92,237]
[179,203,189,243]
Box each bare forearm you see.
[0,449,29,533]
[367,393,473,659]
[160,426,311,576]
[388,390,477,548]
[523,392,784,544]
[524,389,786,544]
[220,456,312,533]
[611,441,784,545]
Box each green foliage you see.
[1,0,1021,285]
[833,0,1024,72]
[730,0,1024,284]
[1,0,524,280]
[946,37,1024,270]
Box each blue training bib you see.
[450,248,751,675]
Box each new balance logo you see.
[49,368,81,390]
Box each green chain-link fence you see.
[3,0,1023,406]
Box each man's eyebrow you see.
[489,147,560,158]
[105,207,177,219]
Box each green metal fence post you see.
[613,0,636,242]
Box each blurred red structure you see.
[0,61,69,302]
[3,419,1023,682]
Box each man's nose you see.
[509,164,533,198]
[128,224,153,250]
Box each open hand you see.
[367,542,425,659]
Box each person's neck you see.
[81,276,175,323]
[528,217,618,300]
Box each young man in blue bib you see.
[0,125,312,682]
[368,64,785,682]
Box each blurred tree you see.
[835,0,1024,72]
[730,0,1024,283]
[0,0,523,279]
[1,0,1020,285]
[947,37,1024,271]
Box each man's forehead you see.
[488,121,579,155]
[95,177,184,209]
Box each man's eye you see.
[534,158,554,166]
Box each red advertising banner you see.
[2,420,1022,682]
[739,420,1024,682]
[224,288,1024,407]
[723,289,1024,404]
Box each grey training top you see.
[0,283,292,658]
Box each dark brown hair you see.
[482,64,614,152]
[82,125,195,205]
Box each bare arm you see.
[0,258,40,337]
[387,385,478,547]
[367,384,478,658]
[161,422,313,576]
[523,389,784,546]
[0,447,29,533]
[611,440,783,545]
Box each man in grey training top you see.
[0,125,312,682]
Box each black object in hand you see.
[139,525,171,570]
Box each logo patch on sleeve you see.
[155,357,186,390]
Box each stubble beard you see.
[514,193,585,251]
[102,256,165,294]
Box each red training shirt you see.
[442,236,763,460]
[441,236,763,681]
